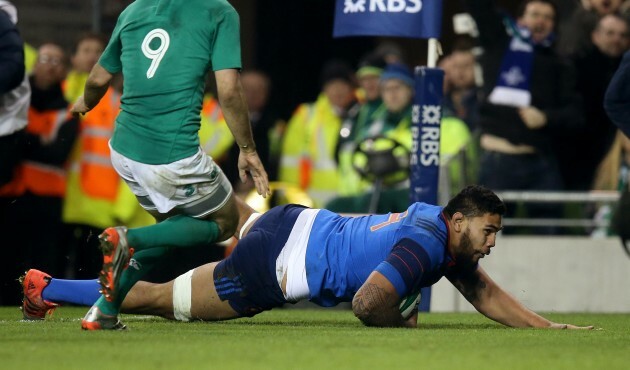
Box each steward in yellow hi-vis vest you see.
[279,94,344,207]
[62,79,153,279]
[63,84,154,230]
[61,34,152,235]
[279,61,358,207]
[198,94,234,161]
[62,70,89,105]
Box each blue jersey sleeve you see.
[374,238,432,298]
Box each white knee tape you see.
[172,269,194,322]
[239,212,262,239]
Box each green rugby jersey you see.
[99,0,242,164]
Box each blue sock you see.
[42,279,102,306]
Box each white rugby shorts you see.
[110,144,233,217]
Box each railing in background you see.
[496,191,620,229]
[436,149,620,230]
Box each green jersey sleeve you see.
[99,18,123,73]
[211,9,242,71]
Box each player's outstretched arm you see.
[352,271,416,328]
[447,266,594,330]
[71,63,113,115]
[215,68,270,197]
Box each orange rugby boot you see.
[20,269,59,320]
[98,226,134,302]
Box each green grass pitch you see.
[0,307,628,370]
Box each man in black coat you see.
[558,14,629,190]
[464,0,585,233]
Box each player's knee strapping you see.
[239,212,261,239]
[172,269,194,322]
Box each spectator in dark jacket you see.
[0,0,30,305]
[465,0,584,234]
[557,14,629,190]
[557,0,623,57]
[0,2,29,187]
[0,43,79,305]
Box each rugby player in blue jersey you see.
[21,185,592,329]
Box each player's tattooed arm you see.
[352,272,413,328]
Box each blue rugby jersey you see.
[305,203,455,307]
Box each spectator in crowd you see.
[335,53,386,200]
[327,62,415,213]
[440,40,481,132]
[374,41,406,65]
[328,61,476,213]
[279,60,357,207]
[556,14,630,190]
[465,0,584,234]
[63,33,107,104]
[0,0,28,189]
[557,0,623,56]
[554,0,583,23]
[0,0,30,305]
[0,43,79,303]
[222,70,285,192]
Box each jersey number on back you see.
[370,210,409,232]
[141,29,170,79]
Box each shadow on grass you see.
[125,316,504,331]
[418,322,505,330]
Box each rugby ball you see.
[399,291,421,320]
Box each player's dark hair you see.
[516,0,558,24]
[443,185,506,219]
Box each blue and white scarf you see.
[488,17,553,108]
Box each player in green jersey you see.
[71,0,270,330]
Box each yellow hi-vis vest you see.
[62,88,153,229]
[62,70,89,104]
[439,116,475,196]
[24,43,37,74]
[198,94,233,161]
[279,93,341,207]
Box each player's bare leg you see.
[120,262,239,321]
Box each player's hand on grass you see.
[238,149,270,198]
[71,96,91,116]
[548,322,595,330]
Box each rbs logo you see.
[343,0,423,14]
[410,104,441,167]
